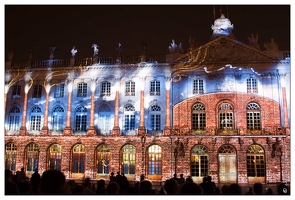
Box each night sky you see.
[5,4,291,62]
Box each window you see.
[8,106,20,131]
[11,85,21,99]
[124,104,135,134]
[247,103,261,130]
[193,79,204,94]
[125,81,135,96]
[247,78,258,93]
[101,82,111,96]
[72,144,85,173]
[150,105,161,131]
[247,145,265,177]
[218,103,234,130]
[121,145,136,175]
[150,80,160,96]
[54,84,65,98]
[191,145,208,177]
[148,145,162,175]
[30,106,42,131]
[48,144,62,170]
[26,143,39,173]
[96,144,110,174]
[52,106,65,131]
[5,143,17,171]
[192,103,206,130]
[75,106,87,131]
[32,84,42,98]
[97,105,112,136]
[77,82,87,97]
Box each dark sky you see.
[5,4,290,62]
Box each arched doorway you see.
[218,144,237,183]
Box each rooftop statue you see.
[264,38,279,51]
[92,44,99,56]
[71,46,77,58]
[116,43,122,56]
[169,39,183,54]
[248,33,260,49]
[211,14,234,36]
[49,47,57,59]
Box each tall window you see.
[72,144,85,173]
[5,143,17,171]
[48,144,62,170]
[97,104,112,136]
[121,145,136,175]
[101,82,111,96]
[75,106,87,131]
[191,145,209,177]
[26,143,39,173]
[96,144,110,174]
[150,105,161,131]
[193,79,204,94]
[54,84,65,98]
[30,106,42,131]
[192,103,206,130]
[247,78,258,93]
[8,106,20,131]
[247,145,265,177]
[247,103,261,130]
[52,106,65,131]
[125,81,135,96]
[32,84,42,98]
[218,103,234,130]
[148,145,162,175]
[77,82,87,97]
[124,104,135,134]
[11,85,21,99]
[150,80,160,96]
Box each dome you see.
[211,14,234,36]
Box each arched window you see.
[148,145,162,175]
[191,145,209,177]
[48,144,62,170]
[123,104,136,135]
[72,144,85,173]
[218,102,234,130]
[247,145,265,178]
[96,144,110,175]
[77,82,87,97]
[26,143,39,173]
[5,143,17,171]
[52,106,65,131]
[97,104,112,136]
[150,104,161,132]
[75,106,87,131]
[121,145,136,175]
[8,106,21,131]
[247,103,261,130]
[30,106,42,131]
[192,103,206,130]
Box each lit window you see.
[77,82,87,97]
[247,78,258,93]
[52,106,65,131]
[30,106,42,131]
[101,82,111,96]
[150,105,161,131]
[26,143,39,173]
[72,144,85,173]
[8,106,20,131]
[125,81,135,96]
[54,84,65,98]
[150,81,160,96]
[190,145,208,177]
[121,145,136,175]
[5,143,17,172]
[96,144,110,174]
[247,103,261,130]
[148,145,162,175]
[192,103,206,130]
[75,106,87,131]
[247,145,265,177]
[124,104,135,135]
[97,104,112,136]
[32,84,42,98]
[11,85,21,99]
[218,103,234,130]
[48,144,62,170]
[193,79,204,94]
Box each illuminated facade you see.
[4,14,290,185]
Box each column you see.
[87,81,97,136]
[164,77,171,135]
[41,83,50,135]
[138,77,146,135]
[63,82,73,135]
[112,79,120,135]
[19,80,31,135]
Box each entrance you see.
[218,145,237,183]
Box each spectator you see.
[253,182,263,195]
[5,169,20,195]
[30,168,41,194]
[139,180,153,194]
[265,187,273,195]
[179,181,203,194]
[164,178,179,195]
[96,179,106,194]
[229,183,242,195]
[106,182,120,194]
[245,187,254,195]
[277,183,290,195]
[40,169,66,194]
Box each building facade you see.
[4,14,290,185]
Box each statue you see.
[71,46,77,58]
[248,33,260,49]
[116,43,122,56]
[264,38,279,51]
[92,44,99,56]
[169,39,183,54]
[49,47,57,59]
[7,52,14,62]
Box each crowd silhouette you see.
[5,169,290,195]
